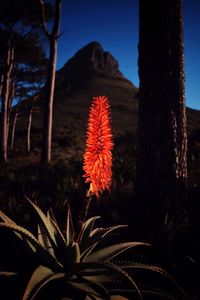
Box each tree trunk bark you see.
[10,108,18,151]
[40,0,62,164]
[0,43,14,162]
[135,0,187,242]
[0,74,3,97]
[7,78,15,141]
[27,105,33,153]
[41,40,57,163]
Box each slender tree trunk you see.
[40,0,62,164]
[41,40,57,163]
[0,43,14,162]
[135,0,187,242]
[0,74,3,97]
[27,105,33,153]
[7,77,15,141]
[10,108,18,151]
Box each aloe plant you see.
[0,199,187,300]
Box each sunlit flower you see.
[83,95,114,197]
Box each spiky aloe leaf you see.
[0,272,17,276]
[0,210,17,225]
[0,209,53,256]
[47,208,57,223]
[66,206,74,245]
[72,264,115,284]
[51,218,67,247]
[67,279,109,299]
[76,268,116,283]
[0,222,62,271]
[102,261,142,299]
[73,261,141,298]
[116,261,186,297]
[139,287,186,300]
[26,198,57,247]
[78,216,101,243]
[84,242,149,263]
[38,224,55,257]
[62,242,81,272]
[36,203,70,264]
[90,225,128,240]
[109,288,181,300]
[82,278,110,299]
[82,273,116,284]
[28,200,73,266]
[39,209,80,269]
[80,225,128,261]
[72,242,81,263]
[22,265,65,300]
[111,296,129,300]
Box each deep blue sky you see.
[56,0,200,110]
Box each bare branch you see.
[52,0,62,38]
[56,30,65,40]
[39,0,51,39]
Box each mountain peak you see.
[57,41,130,88]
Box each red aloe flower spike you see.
[83,95,114,197]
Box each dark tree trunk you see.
[41,39,57,163]
[135,0,187,242]
[0,43,14,162]
[0,74,3,96]
[7,77,16,141]
[10,108,18,151]
[27,104,34,153]
[40,0,62,164]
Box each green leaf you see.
[0,210,17,225]
[66,206,74,245]
[102,261,142,299]
[109,288,179,300]
[51,217,67,248]
[116,261,186,296]
[82,278,110,299]
[26,198,57,247]
[30,200,68,263]
[67,279,109,299]
[38,224,55,257]
[84,242,148,263]
[0,272,17,276]
[73,261,141,298]
[73,263,114,283]
[0,221,41,249]
[0,222,62,271]
[138,288,184,300]
[22,265,65,300]
[45,214,78,267]
[83,273,115,284]
[79,216,101,243]
[80,225,128,261]
[63,242,80,270]
[111,296,129,300]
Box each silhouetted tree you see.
[40,0,62,164]
[0,1,50,160]
[0,0,52,161]
[135,0,187,242]
[0,31,14,161]
[26,84,42,154]
[10,103,19,151]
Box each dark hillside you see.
[1,42,200,205]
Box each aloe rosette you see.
[0,199,186,300]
